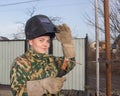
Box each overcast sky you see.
[0,0,95,40]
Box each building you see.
[89,41,105,53]
[0,36,9,40]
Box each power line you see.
[0,0,40,7]
[0,0,89,7]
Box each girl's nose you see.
[43,42,49,47]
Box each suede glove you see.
[55,24,75,58]
[27,77,66,96]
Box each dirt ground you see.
[87,74,120,96]
[87,61,120,96]
[0,85,12,96]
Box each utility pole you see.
[95,0,99,96]
[104,0,112,96]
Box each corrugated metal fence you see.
[0,38,87,91]
[53,39,86,91]
[0,41,25,85]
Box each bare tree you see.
[12,7,36,40]
[86,0,120,41]
[26,6,36,17]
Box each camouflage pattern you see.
[10,48,76,96]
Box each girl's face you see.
[29,36,51,54]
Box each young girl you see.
[10,14,76,96]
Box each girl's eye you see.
[47,40,50,43]
[39,39,44,42]
[39,38,50,43]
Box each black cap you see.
[25,15,56,40]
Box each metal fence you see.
[0,38,87,92]
[0,40,25,84]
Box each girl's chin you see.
[40,50,47,54]
[34,49,46,54]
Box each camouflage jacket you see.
[10,49,76,96]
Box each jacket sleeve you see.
[52,56,76,77]
[10,58,28,96]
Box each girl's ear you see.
[28,40,32,46]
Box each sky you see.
[0,0,95,40]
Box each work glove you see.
[27,80,47,96]
[42,77,66,94]
[27,77,66,96]
[56,24,75,58]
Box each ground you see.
[87,61,120,96]
[0,85,12,96]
